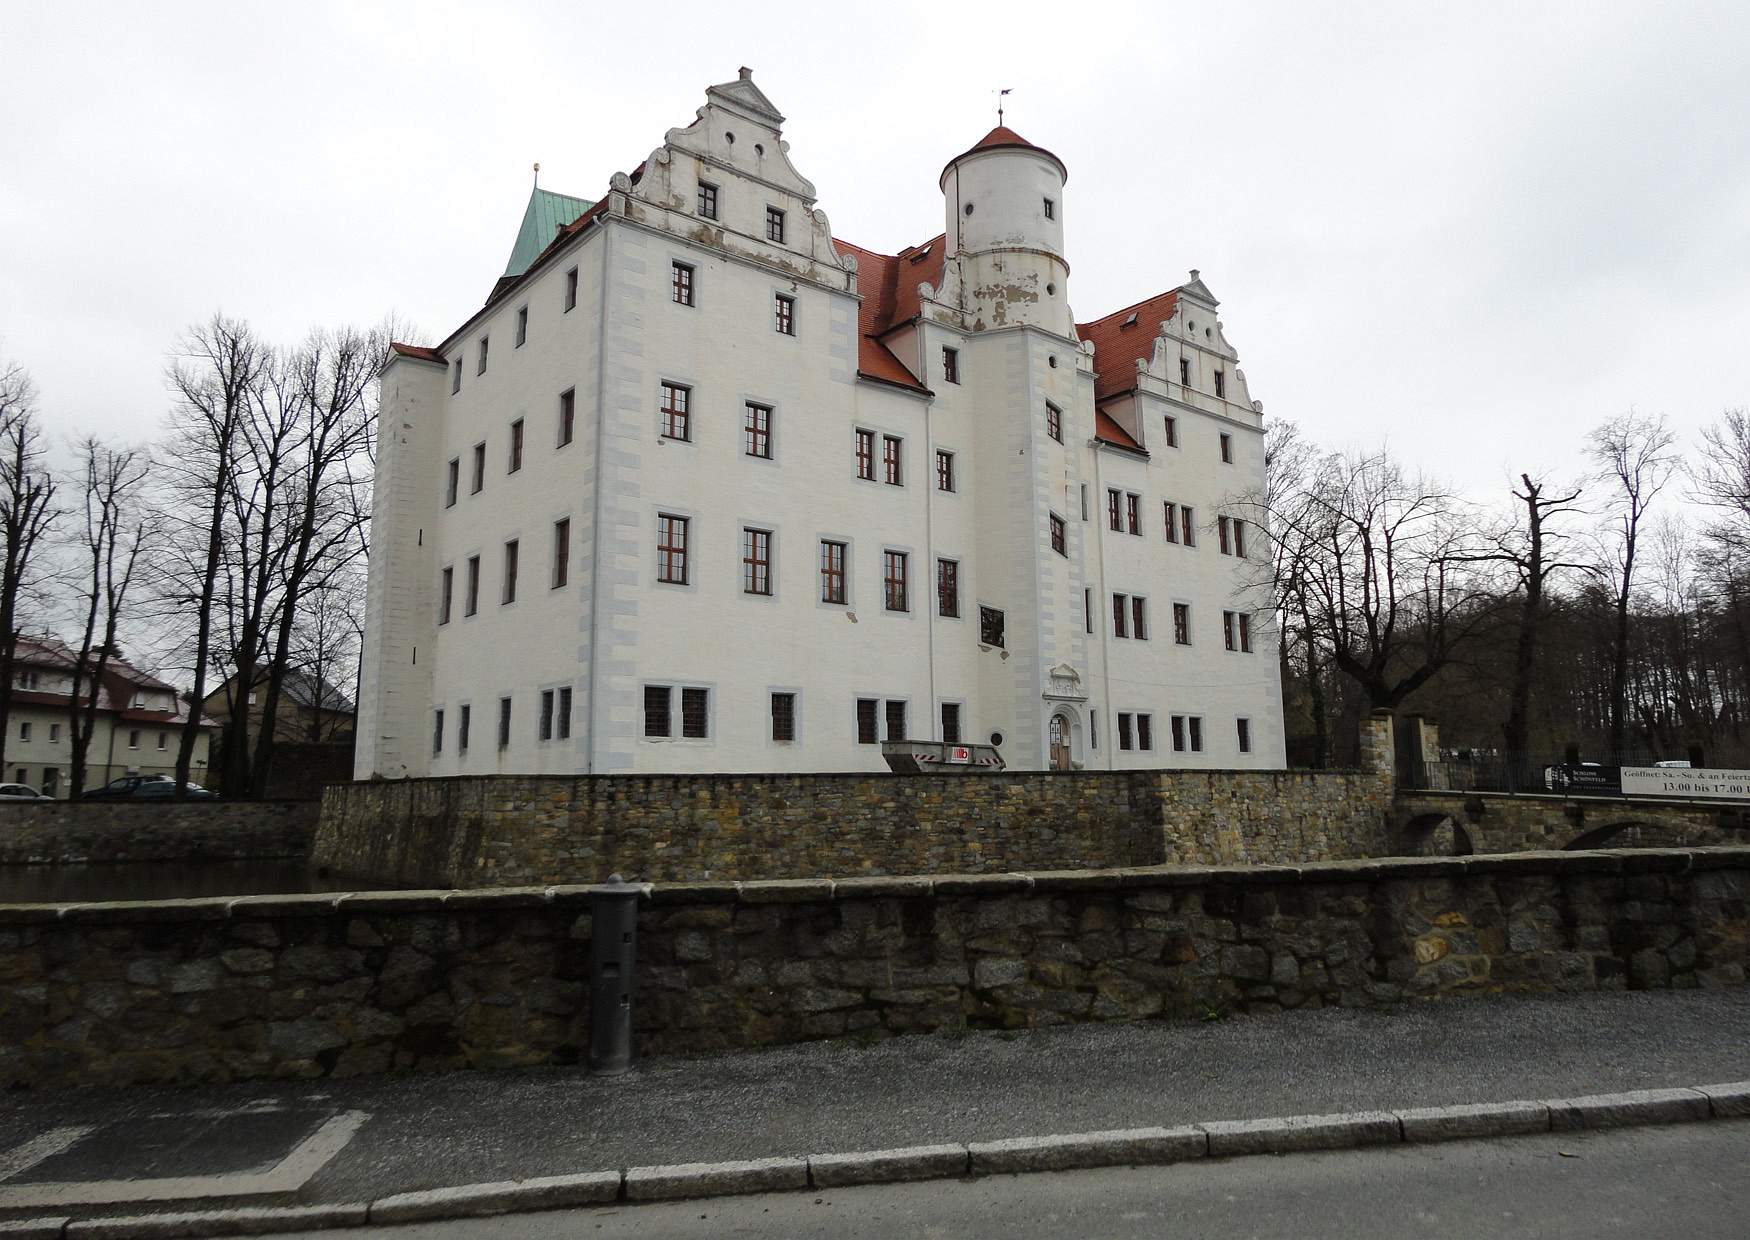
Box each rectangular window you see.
[1190,716,1204,752]
[883,550,909,612]
[765,205,785,242]
[558,388,575,446]
[477,336,488,375]
[1171,715,1185,753]
[856,698,879,744]
[855,428,875,480]
[49,723,61,742]
[1240,613,1253,653]
[821,540,847,603]
[452,357,462,394]
[440,566,454,623]
[515,305,528,347]
[459,704,471,754]
[943,347,959,384]
[941,702,961,744]
[1220,433,1234,462]
[980,606,1005,647]
[1173,602,1191,645]
[937,558,959,618]
[1237,717,1252,754]
[936,450,954,492]
[558,687,572,739]
[1080,484,1089,521]
[1084,587,1093,634]
[155,730,164,750]
[1113,593,1129,638]
[552,518,570,588]
[774,294,794,335]
[660,382,690,441]
[433,709,444,755]
[671,261,694,306]
[501,539,518,604]
[743,527,772,595]
[882,435,903,485]
[1050,513,1067,556]
[1108,488,1122,532]
[1224,610,1237,651]
[1045,402,1062,443]
[1137,713,1153,752]
[1163,415,1178,447]
[20,722,32,742]
[465,556,480,616]
[1132,596,1148,640]
[564,266,578,311]
[497,696,512,749]
[1219,515,1231,555]
[509,419,524,473]
[1233,519,1248,558]
[1178,356,1189,386]
[771,692,796,742]
[1214,370,1226,399]
[697,181,718,219]
[657,513,689,585]
[445,458,459,507]
[884,699,906,742]
[1181,506,1196,546]
[681,687,709,739]
[1126,492,1141,535]
[1043,197,1055,220]
[1118,712,1133,751]
[471,442,485,494]
[644,686,672,738]
[539,690,554,741]
[744,402,772,458]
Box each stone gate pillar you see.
[1360,710,1395,793]
[1404,715,1447,790]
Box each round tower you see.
[939,126,1072,334]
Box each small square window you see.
[697,181,718,220]
[774,294,795,335]
[1043,197,1055,220]
[671,261,695,306]
[765,206,785,243]
[564,266,578,311]
[515,305,528,347]
[771,692,796,743]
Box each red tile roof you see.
[940,126,1069,186]
[1094,410,1145,454]
[389,342,444,363]
[832,235,946,394]
[1077,289,1181,402]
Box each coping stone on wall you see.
[737,879,836,904]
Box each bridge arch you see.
[1401,812,1475,857]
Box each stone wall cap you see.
[1460,851,1604,876]
[224,893,346,918]
[832,876,934,900]
[59,897,235,924]
[1291,859,1387,883]
[0,903,70,924]
[1023,869,1127,893]
[737,878,836,904]
[335,890,454,913]
[441,887,553,911]
[1684,847,1750,871]
[932,873,1034,896]
[1605,848,1694,874]
[645,881,739,906]
[1364,856,1470,880]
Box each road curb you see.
[12,1080,1749,1238]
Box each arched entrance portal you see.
[1049,713,1072,771]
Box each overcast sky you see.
[3,1,1746,503]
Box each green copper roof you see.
[504,187,594,278]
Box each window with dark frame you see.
[557,687,571,739]
[1113,593,1129,638]
[539,690,554,741]
[1219,515,1232,555]
[697,181,718,219]
[774,294,794,335]
[564,266,578,311]
[936,450,954,492]
[515,305,528,347]
[1237,717,1252,753]
[1084,587,1093,634]
[1164,415,1178,446]
[1137,713,1153,751]
[1118,712,1134,751]
[820,540,847,603]
[765,206,785,242]
[743,527,772,595]
[1234,519,1248,558]
[445,458,459,507]
[884,699,906,742]
[856,698,879,744]
[1046,402,1062,443]
[937,558,959,618]
[1173,602,1191,645]
[1224,610,1237,651]
[1172,715,1186,753]
[644,685,671,738]
[980,606,1005,647]
[1214,370,1226,399]
[509,419,524,473]
[465,556,480,616]
[552,518,570,589]
[440,566,453,624]
[1189,716,1204,752]
[671,261,694,306]
[497,696,512,749]
[1240,613,1252,652]
[1220,432,1233,462]
[657,513,689,585]
[477,337,488,375]
[855,428,875,479]
[1132,596,1148,640]
[458,704,471,754]
[1050,513,1067,556]
[943,347,959,384]
[471,443,485,493]
[1043,197,1055,220]
[1126,492,1141,535]
[501,539,518,604]
[883,550,908,612]
[771,692,796,742]
[1178,357,1190,385]
[744,403,772,458]
[452,358,462,394]
[659,382,691,441]
[681,687,709,739]
[882,435,902,485]
[1108,488,1122,531]
[433,709,444,756]
[558,388,576,446]
[1181,506,1196,546]
[1163,501,1178,543]
[941,702,961,744]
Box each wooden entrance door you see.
[1049,715,1071,770]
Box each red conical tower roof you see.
[939,125,1068,188]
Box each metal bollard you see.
[588,873,641,1076]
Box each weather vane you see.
[995,88,1012,125]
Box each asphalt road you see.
[279,1121,1750,1239]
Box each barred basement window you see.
[980,606,1005,648]
[671,261,695,306]
[660,382,690,441]
[855,698,879,744]
[771,692,796,742]
[744,402,772,458]
[644,686,671,738]
[697,181,718,219]
[681,687,709,738]
[657,514,689,585]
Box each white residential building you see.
[356,69,1285,779]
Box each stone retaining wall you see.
[1396,791,1747,854]
[315,769,1393,888]
[0,800,318,867]
[3,846,1744,1089]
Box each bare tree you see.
[1588,411,1678,755]
[0,360,62,767]
[1694,407,1750,553]
[1496,472,1588,760]
[64,438,150,796]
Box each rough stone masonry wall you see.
[315,769,1394,888]
[1396,790,1747,854]
[0,801,318,867]
[3,847,1744,1089]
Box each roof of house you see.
[504,186,596,279]
[1076,288,1181,403]
[389,342,444,363]
[13,636,176,693]
[830,235,945,393]
[940,125,1068,187]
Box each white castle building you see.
[356,69,1285,779]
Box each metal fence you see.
[1406,749,1694,796]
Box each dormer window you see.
[1043,197,1056,220]
[765,206,785,243]
[697,182,719,220]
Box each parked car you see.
[0,783,52,801]
[80,775,219,801]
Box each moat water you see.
[0,861,367,904]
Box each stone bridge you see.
[1394,789,1750,856]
